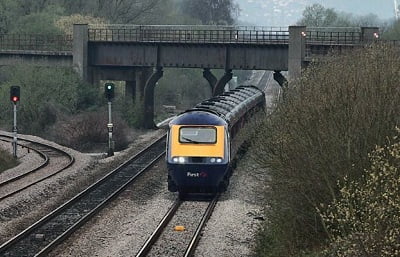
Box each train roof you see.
[170,85,265,127]
[169,109,227,126]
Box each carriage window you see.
[179,127,217,144]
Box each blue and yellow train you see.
[166,85,265,196]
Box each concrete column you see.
[288,26,306,81]
[91,68,101,88]
[203,68,217,92]
[143,67,164,129]
[361,27,379,41]
[125,78,136,103]
[213,69,233,96]
[73,24,89,83]
[135,67,152,104]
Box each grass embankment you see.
[251,44,400,256]
[0,148,18,173]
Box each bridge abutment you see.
[73,24,89,83]
[361,27,379,41]
[288,26,306,82]
[125,79,136,102]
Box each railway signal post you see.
[105,83,115,157]
[10,86,20,158]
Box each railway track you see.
[0,134,75,201]
[0,135,167,257]
[136,194,219,257]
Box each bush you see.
[0,149,18,173]
[0,65,101,135]
[51,111,130,152]
[252,43,400,256]
[320,129,400,257]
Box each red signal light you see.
[10,86,20,103]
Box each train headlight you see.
[209,157,223,163]
[172,157,186,163]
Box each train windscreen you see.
[179,127,217,144]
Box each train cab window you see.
[179,127,216,144]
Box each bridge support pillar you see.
[213,69,233,96]
[125,79,136,103]
[143,67,163,129]
[135,68,152,104]
[73,24,90,83]
[361,27,379,41]
[203,68,217,92]
[288,26,306,82]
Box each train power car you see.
[166,85,265,196]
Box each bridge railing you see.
[306,31,362,45]
[88,25,289,44]
[305,27,364,57]
[0,34,72,52]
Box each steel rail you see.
[0,134,166,257]
[135,194,219,257]
[0,137,49,186]
[135,199,183,257]
[0,135,74,201]
[184,194,220,257]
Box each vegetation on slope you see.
[252,44,400,256]
[320,129,400,256]
[0,148,18,173]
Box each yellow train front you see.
[166,86,265,196]
[167,111,230,194]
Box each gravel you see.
[0,129,165,246]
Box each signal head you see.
[10,86,20,103]
[104,82,115,101]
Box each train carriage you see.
[166,85,265,196]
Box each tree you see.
[298,4,338,27]
[383,19,400,39]
[0,0,19,33]
[9,11,62,34]
[55,14,107,35]
[59,0,164,24]
[180,0,239,25]
[298,4,382,27]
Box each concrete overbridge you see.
[0,25,381,128]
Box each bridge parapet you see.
[0,33,72,52]
[305,27,379,58]
[87,24,289,44]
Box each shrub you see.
[0,149,18,173]
[252,43,400,256]
[320,128,400,257]
[51,111,130,152]
[0,65,101,135]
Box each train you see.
[166,85,266,197]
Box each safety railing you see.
[306,27,362,45]
[88,25,290,44]
[0,34,72,52]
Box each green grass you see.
[0,149,18,173]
